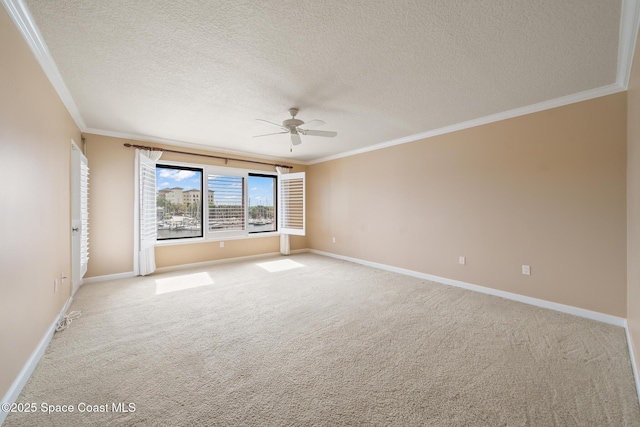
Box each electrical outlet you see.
[220,241,224,248]
[522,265,531,275]
[459,256,465,265]
[332,237,336,243]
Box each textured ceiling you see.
[21,0,625,162]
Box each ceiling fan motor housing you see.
[253,107,336,144]
[283,118,304,129]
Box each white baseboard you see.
[82,271,135,285]
[84,250,312,280]
[0,296,73,426]
[290,248,310,255]
[2,250,636,421]
[155,252,285,273]
[312,250,640,402]
[309,249,626,327]
[625,321,640,405]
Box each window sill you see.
[155,231,281,247]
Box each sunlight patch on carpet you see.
[155,272,214,295]
[256,259,305,273]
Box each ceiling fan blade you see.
[291,132,302,146]
[299,129,337,138]
[253,131,289,138]
[300,119,325,129]
[255,119,288,132]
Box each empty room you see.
[2,0,640,425]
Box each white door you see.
[71,141,89,295]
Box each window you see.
[248,174,276,233]
[207,174,245,232]
[156,165,204,240]
[154,162,303,243]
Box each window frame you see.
[248,173,278,235]
[154,161,281,245]
[156,163,205,241]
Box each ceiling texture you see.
[6,0,640,163]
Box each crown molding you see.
[303,0,640,166]
[618,0,640,89]
[307,83,625,165]
[83,127,306,166]
[1,0,86,130]
[5,0,637,166]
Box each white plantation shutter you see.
[134,149,162,276]
[139,154,157,250]
[207,174,245,231]
[80,155,89,277]
[279,172,305,236]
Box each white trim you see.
[289,248,309,254]
[0,296,73,426]
[154,231,281,247]
[5,0,637,167]
[155,252,283,273]
[154,161,282,244]
[84,127,304,166]
[308,84,624,165]
[0,0,301,167]
[625,321,640,404]
[81,271,135,285]
[309,249,626,327]
[82,250,308,279]
[1,0,86,130]
[618,0,640,89]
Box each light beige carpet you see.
[4,253,640,426]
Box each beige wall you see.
[1,0,635,404]
[84,134,135,277]
[628,30,640,381]
[0,7,81,399]
[84,134,307,276]
[308,93,627,317]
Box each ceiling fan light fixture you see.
[254,108,337,147]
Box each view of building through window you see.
[156,165,204,239]
[207,174,245,232]
[156,166,278,240]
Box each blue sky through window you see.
[248,175,275,207]
[157,167,201,191]
[157,168,275,207]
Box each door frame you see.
[70,139,86,295]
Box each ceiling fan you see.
[254,108,337,147]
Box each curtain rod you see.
[123,143,293,169]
